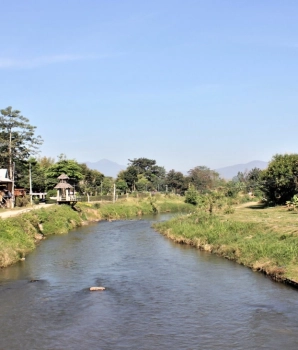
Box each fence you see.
[77,192,155,203]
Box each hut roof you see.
[54,183,73,189]
[0,169,12,183]
[58,173,69,180]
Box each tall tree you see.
[46,157,84,189]
[126,158,166,190]
[117,166,138,191]
[165,169,186,193]
[79,163,104,195]
[188,166,220,192]
[261,154,298,204]
[0,107,43,179]
[16,158,47,192]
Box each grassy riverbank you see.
[154,202,298,285]
[0,195,193,268]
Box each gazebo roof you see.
[58,173,69,180]
[54,182,73,189]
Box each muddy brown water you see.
[1,214,298,350]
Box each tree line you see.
[1,106,298,204]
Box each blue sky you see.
[1,0,298,171]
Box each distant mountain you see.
[216,160,268,180]
[84,159,126,178]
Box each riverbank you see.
[0,195,193,268]
[154,202,298,286]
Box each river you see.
[1,214,298,349]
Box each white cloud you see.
[0,53,124,69]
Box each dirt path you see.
[235,201,263,209]
[0,204,55,219]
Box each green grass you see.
[0,196,192,268]
[154,203,298,283]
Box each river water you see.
[1,214,298,349]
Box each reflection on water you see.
[1,214,298,349]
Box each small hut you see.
[0,169,13,208]
[54,174,77,205]
[0,169,12,192]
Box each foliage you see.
[46,156,84,189]
[286,195,298,211]
[78,163,104,195]
[117,166,138,191]
[184,186,199,205]
[135,175,150,191]
[233,167,263,195]
[165,169,187,194]
[0,106,43,179]
[101,177,114,194]
[16,157,47,192]
[118,158,166,191]
[116,179,128,193]
[261,154,298,204]
[187,166,220,192]
[15,195,29,207]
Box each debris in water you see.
[89,286,106,291]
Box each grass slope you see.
[0,195,192,268]
[154,202,298,284]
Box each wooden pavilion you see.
[54,174,77,205]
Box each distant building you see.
[0,169,12,192]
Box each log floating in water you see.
[89,286,105,291]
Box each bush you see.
[46,189,57,197]
[15,196,29,207]
[185,186,199,205]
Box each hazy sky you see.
[1,0,297,171]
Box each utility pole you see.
[11,162,15,208]
[113,183,116,203]
[101,181,103,202]
[29,162,33,205]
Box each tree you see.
[188,166,220,192]
[117,166,138,191]
[0,106,43,179]
[246,167,263,195]
[135,175,150,191]
[46,156,84,189]
[165,169,186,193]
[79,163,104,195]
[116,179,128,194]
[16,158,47,192]
[101,177,114,194]
[125,158,166,191]
[261,154,298,204]
[184,185,199,205]
[38,156,55,169]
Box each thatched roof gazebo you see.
[54,174,77,205]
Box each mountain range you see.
[84,159,268,179]
[215,160,268,179]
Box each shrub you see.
[185,186,199,205]
[15,196,29,207]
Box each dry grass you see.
[224,202,298,236]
